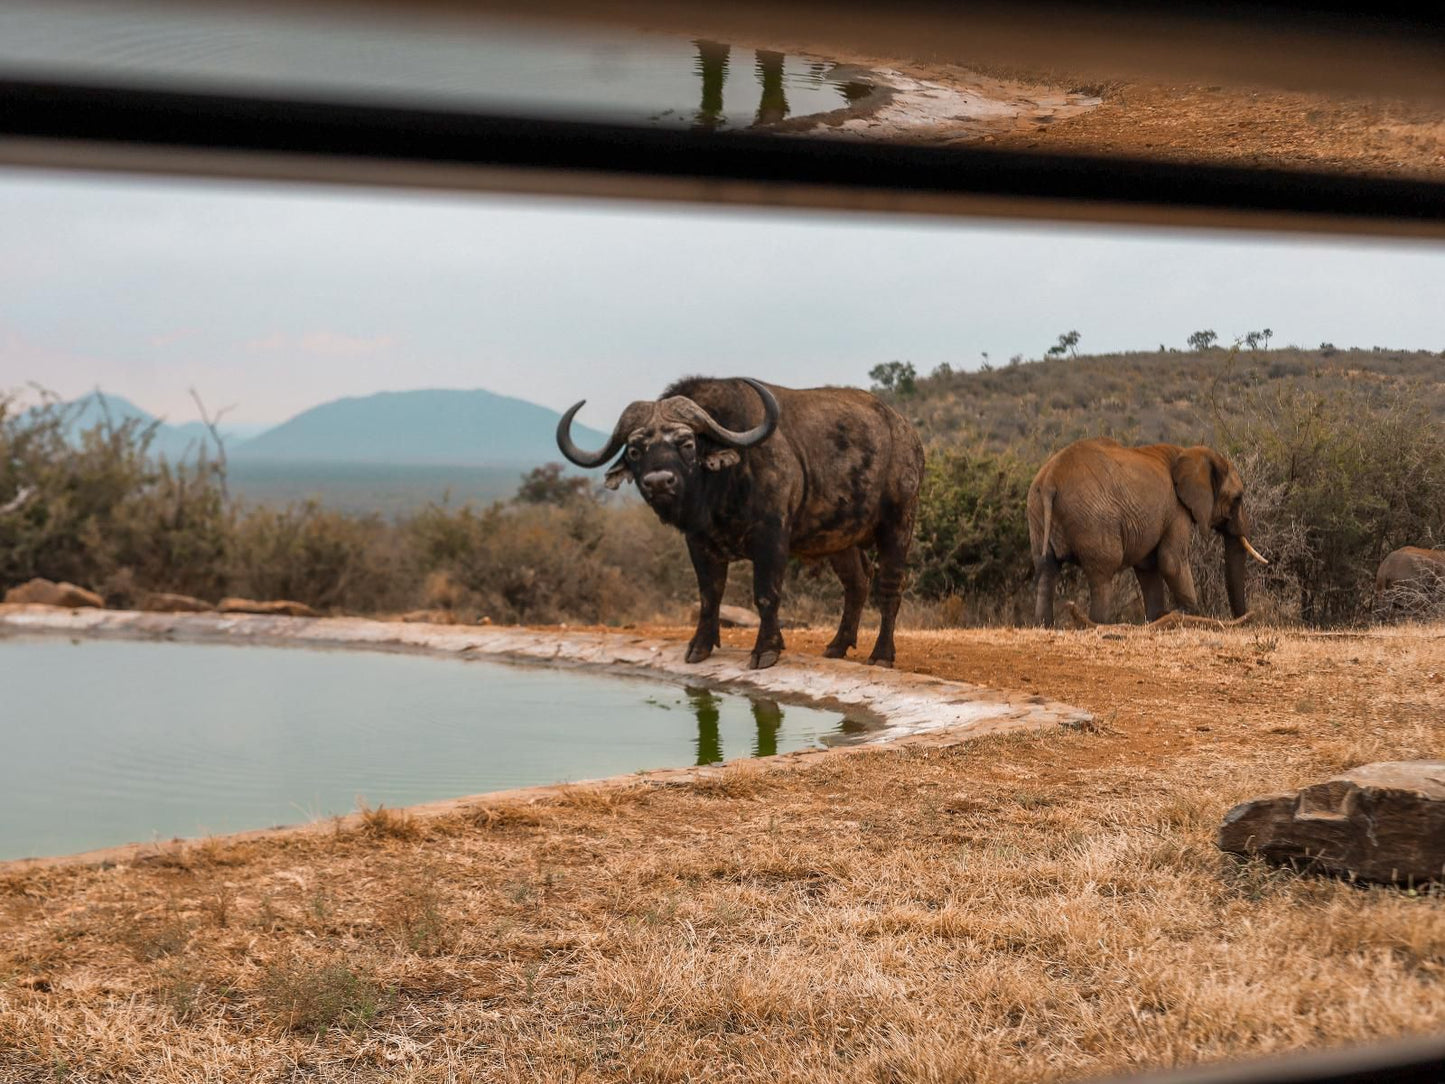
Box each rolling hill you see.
[229,388,607,466]
[44,392,264,461]
[892,345,1445,453]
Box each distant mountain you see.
[47,392,266,461]
[230,388,608,466]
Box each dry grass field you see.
[3,622,1444,1083]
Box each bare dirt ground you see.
[879,58,1444,177]
[709,25,1445,177]
[3,622,1444,1082]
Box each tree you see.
[1261,327,1273,349]
[1045,330,1081,359]
[1187,329,1219,351]
[868,361,917,396]
[930,361,953,380]
[515,462,591,505]
[1243,331,1261,350]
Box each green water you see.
[0,637,862,860]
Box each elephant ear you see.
[1171,448,1216,528]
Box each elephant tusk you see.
[1241,537,1269,565]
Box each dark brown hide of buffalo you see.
[560,377,923,669]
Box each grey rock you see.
[1219,760,1445,883]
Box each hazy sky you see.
[2,168,1442,429]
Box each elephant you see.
[1027,438,1268,626]
[1373,546,1445,615]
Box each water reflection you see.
[685,686,787,764]
[691,39,868,131]
[755,50,788,126]
[693,40,730,131]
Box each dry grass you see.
[3,624,1444,1082]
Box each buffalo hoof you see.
[685,643,714,664]
[867,657,895,669]
[748,650,780,670]
[822,643,851,659]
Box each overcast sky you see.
[2,168,1442,430]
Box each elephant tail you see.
[1038,484,1058,560]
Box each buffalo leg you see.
[747,528,789,670]
[868,506,914,667]
[1134,563,1168,622]
[686,537,729,664]
[824,546,869,658]
[1033,551,1061,627]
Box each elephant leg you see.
[1158,533,1200,614]
[1034,551,1061,627]
[685,537,729,664]
[1085,566,1117,625]
[868,504,915,667]
[824,546,869,658]
[1134,564,1168,622]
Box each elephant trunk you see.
[1223,534,1249,618]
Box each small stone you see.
[400,609,457,624]
[139,591,214,613]
[1219,761,1445,883]
[217,597,319,618]
[690,604,761,629]
[3,578,104,608]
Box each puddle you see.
[0,636,863,860]
[0,4,876,130]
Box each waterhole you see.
[0,636,865,860]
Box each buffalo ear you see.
[1171,448,1216,528]
[703,448,741,471]
[604,460,633,490]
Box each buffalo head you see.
[555,378,780,516]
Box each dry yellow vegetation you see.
[3,622,1444,1082]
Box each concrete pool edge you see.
[0,604,1096,869]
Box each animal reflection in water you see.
[683,687,864,765]
[691,40,872,130]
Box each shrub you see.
[228,501,408,613]
[0,393,230,601]
[258,957,380,1035]
[408,497,691,625]
[910,446,1037,621]
[1211,380,1445,625]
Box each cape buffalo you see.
[556,377,923,669]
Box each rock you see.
[139,592,214,613]
[218,597,319,618]
[399,609,461,625]
[1219,761,1445,883]
[3,578,104,608]
[690,604,761,628]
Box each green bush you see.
[228,502,409,613]
[0,394,230,601]
[1209,380,1445,626]
[910,446,1036,614]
